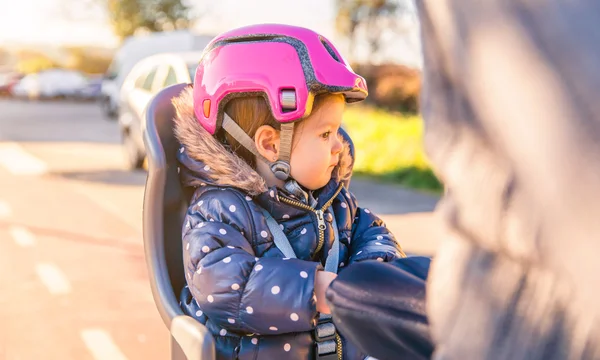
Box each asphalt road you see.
[0,98,441,360]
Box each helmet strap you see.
[270,122,294,180]
[222,112,270,164]
[221,113,294,181]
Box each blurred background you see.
[0,0,442,359]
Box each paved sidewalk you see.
[350,177,439,215]
[350,177,443,257]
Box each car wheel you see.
[122,130,145,170]
[102,97,118,120]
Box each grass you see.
[342,105,443,192]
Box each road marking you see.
[81,329,128,360]
[9,225,36,247]
[0,142,47,175]
[0,200,11,218]
[35,263,72,295]
[70,183,141,232]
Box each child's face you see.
[290,96,345,190]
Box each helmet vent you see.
[320,38,341,63]
[221,35,279,45]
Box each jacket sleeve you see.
[326,256,434,360]
[346,191,406,264]
[182,189,322,336]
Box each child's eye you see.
[321,131,331,139]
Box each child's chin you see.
[298,176,330,191]
[313,178,332,190]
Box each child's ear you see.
[254,125,280,161]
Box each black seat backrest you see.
[143,83,356,328]
[143,83,191,327]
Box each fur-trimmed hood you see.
[172,86,354,196]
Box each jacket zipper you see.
[335,333,343,360]
[279,184,345,359]
[278,184,344,255]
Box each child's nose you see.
[332,136,344,155]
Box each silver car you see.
[118,51,202,170]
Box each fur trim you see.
[335,135,353,184]
[172,86,354,195]
[172,87,267,195]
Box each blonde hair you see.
[223,93,343,168]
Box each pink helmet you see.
[192,23,368,181]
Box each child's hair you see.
[223,93,342,168]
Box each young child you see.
[174,24,405,360]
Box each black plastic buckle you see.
[315,314,338,359]
[316,341,338,360]
[315,322,336,342]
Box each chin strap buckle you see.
[270,161,291,181]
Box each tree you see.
[15,50,59,74]
[335,0,415,64]
[63,46,114,74]
[106,0,193,40]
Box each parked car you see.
[11,73,40,99]
[101,30,212,120]
[0,73,24,96]
[46,70,88,98]
[11,69,88,100]
[118,51,202,170]
[74,75,103,101]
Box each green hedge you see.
[343,105,442,192]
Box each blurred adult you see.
[327,1,600,359]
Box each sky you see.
[0,0,116,47]
[0,0,337,47]
[0,0,421,66]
